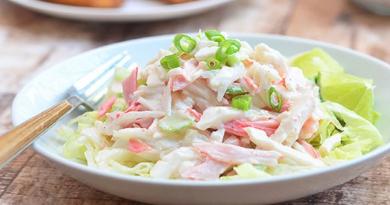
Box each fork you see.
[0,52,132,168]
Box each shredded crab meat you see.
[297,140,321,159]
[133,86,164,111]
[194,142,281,166]
[196,107,243,130]
[150,147,199,179]
[122,67,138,103]
[128,138,151,153]
[207,65,246,101]
[162,80,172,115]
[110,111,165,129]
[224,119,279,137]
[252,43,288,77]
[181,157,230,180]
[270,91,316,146]
[61,32,345,180]
[98,96,116,116]
[241,76,259,93]
[169,59,202,92]
[246,127,325,167]
[183,79,226,110]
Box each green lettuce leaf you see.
[290,48,343,80]
[320,102,383,161]
[291,48,379,123]
[308,104,342,148]
[320,71,379,123]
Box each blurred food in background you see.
[161,0,192,4]
[46,0,123,7]
[9,0,232,22]
[352,0,390,15]
[45,0,193,8]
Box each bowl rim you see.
[12,32,390,187]
[7,0,234,21]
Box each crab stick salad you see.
[59,30,383,180]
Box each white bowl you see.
[7,0,233,22]
[12,34,390,205]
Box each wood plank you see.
[1,154,134,202]
[288,156,390,204]
[0,149,35,198]
[285,0,353,47]
[0,0,389,204]
[120,3,229,38]
[350,4,390,62]
[0,93,37,197]
[0,195,141,205]
[219,0,295,33]
[0,93,15,134]
[0,44,52,93]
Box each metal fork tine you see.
[85,56,134,106]
[88,87,108,107]
[69,52,132,110]
[82,69,115,98]
[82,54,132,99]
[72,52,129,92]
[68,52,131,110]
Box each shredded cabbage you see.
[221,163,270,180]
[60,112,99,163]
[69,111,99,130]
[57,31,383,180]
[267,164,315,175]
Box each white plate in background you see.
[11,33,390,205]
[7,0,234,22]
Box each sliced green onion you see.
[216,39,241,62]
[206,57,222,70]
[160,54,180,71]
[174,34,197,53]
[205,29,225,43]
[226,85,247,96]
[226,55,240,67]
[267,87,283,112]
[221,39,241,55]
[232,95,252,111]
[158,114,193,133]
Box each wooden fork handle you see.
[0,100,73,168]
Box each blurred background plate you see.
[352,0,390,15]
[7,0,234,22]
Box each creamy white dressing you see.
[63,32,329,180]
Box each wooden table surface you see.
[0,0,389,204]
